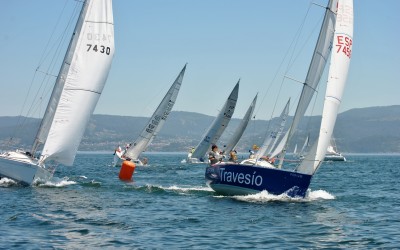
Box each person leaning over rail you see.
[208,144,222,165]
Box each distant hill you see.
[0,105,399,153]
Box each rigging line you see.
[9,1,82,145]
[7,69,40,147]
[36,1,82,115]
[286,14,325,72]
[304,71,322,145]
[258,2,314,145]
[25,0,81,121]
[254,1,313,122]
[37,0,70,68]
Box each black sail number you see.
[86,44,111,55]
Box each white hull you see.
[0,151,53,185]
[324,153,346,162]
[185,153,209,164]
[112,151,145,167]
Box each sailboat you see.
[205,0,353,197]
[113,65,187,167]
[221,94,257,159]
[0,0,115,185]
[239,98,290,167]
[324,137,346,161]
[186,81,239,163]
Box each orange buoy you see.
[119,160,135,181]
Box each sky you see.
[0,0,399,120]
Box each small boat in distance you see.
[186,82,239,164]
[206,0,353,197]
[0,0,115,185]
[113,65,187,167]
[324,138,346,161]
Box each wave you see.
[163,185,213,193]
[222,189,335,203]
[0,177,18,187]
[123,183,213,195]
[36,177,77,188]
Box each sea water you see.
[1,153,399,249]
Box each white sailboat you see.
[113,65,187,167]
[206,0,353,197]
[240,98,290,166]
[221,94,257,159]
[0,0,115,185]
[324,137,346,161]
[187,81,239,163]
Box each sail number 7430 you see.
[86,44,111,55]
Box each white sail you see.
[222,94,257,155]
[39,0,115,166]
[297,0,353,174]
[279,0,338,164]
[124,65,186,160]
[299,135,309,156]
[256,98,290,159]
[190,81,239,161]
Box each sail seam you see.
[64,88,101,94]
[85,21,114,25]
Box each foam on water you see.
[306,189,335,200]
[0,177,17,187]
[164,185,213,192]
[37,177,77,188]
[225,189,335,203]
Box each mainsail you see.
[222,94,257,155]
[124,65,186,160]
[297,0,353,174]
[190,81,239,161]
[35,0,115,166]
[277,0,338,166]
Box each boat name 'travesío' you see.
[219,168,262,186]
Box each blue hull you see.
[205,163,313,198]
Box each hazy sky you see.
[0,0,399,120]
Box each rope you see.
[5,0,82,149]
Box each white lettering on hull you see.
[219,167,263,186]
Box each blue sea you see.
[1,153,399,249]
